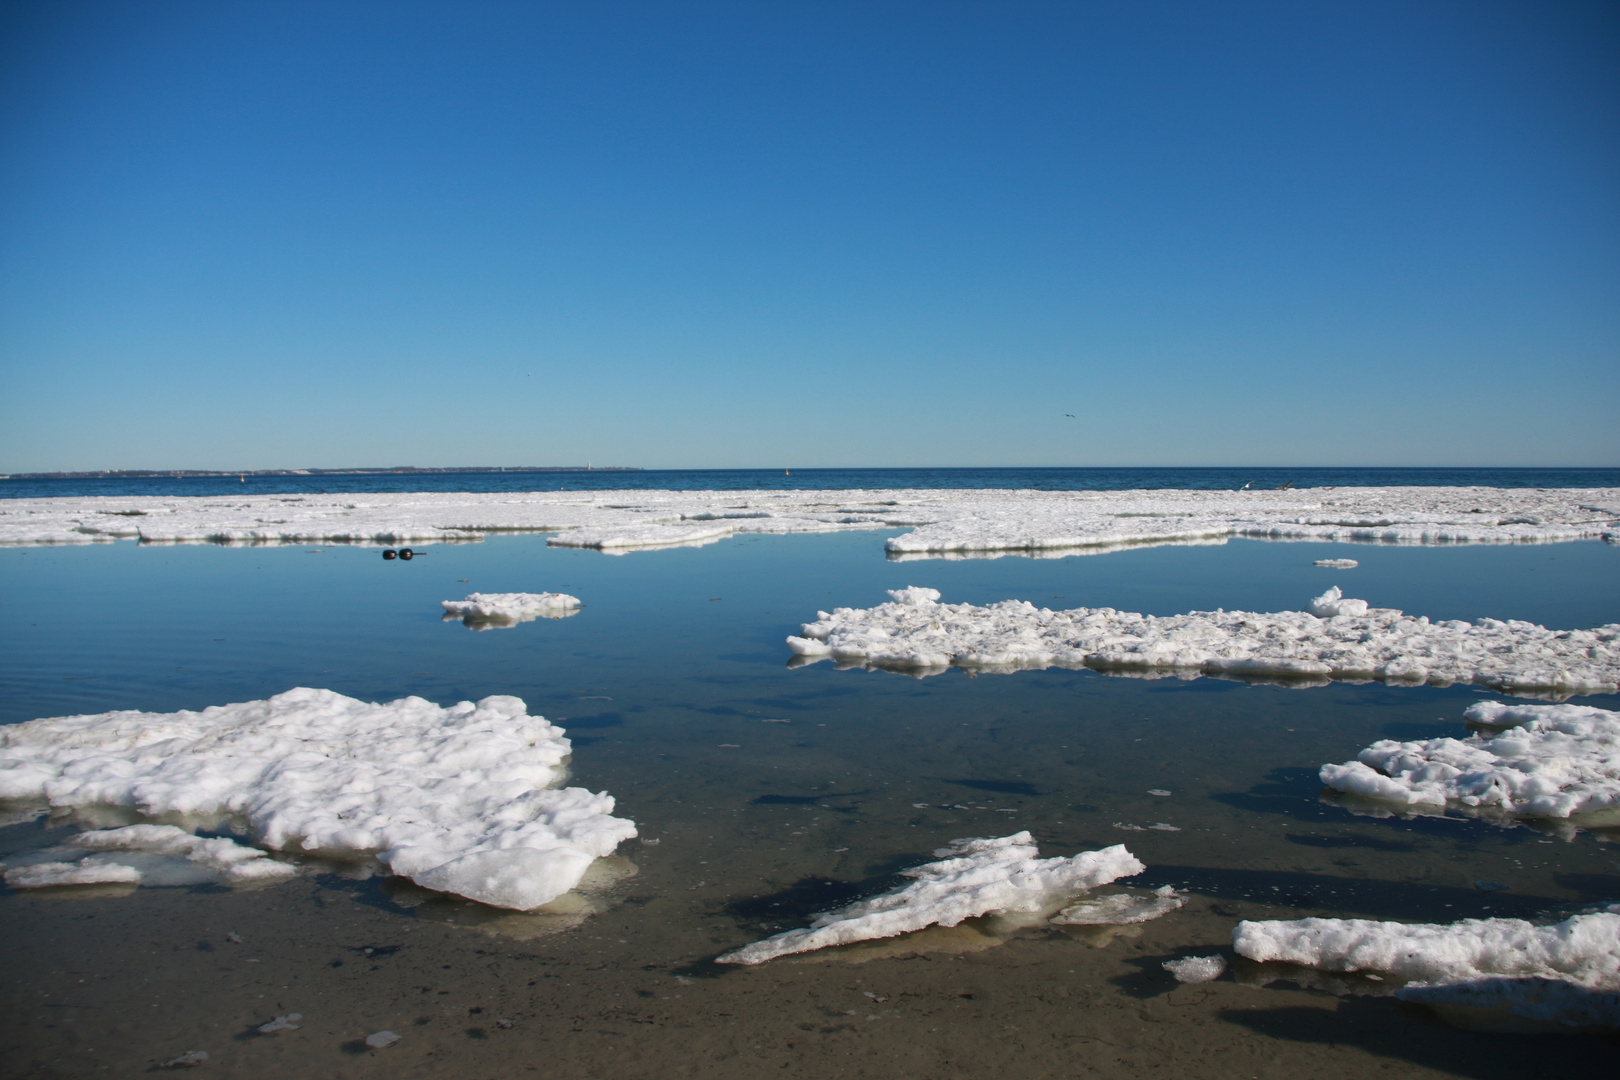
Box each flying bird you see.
[1064,413,1074,418]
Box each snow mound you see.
[441,592,581,624]
[0,688,636,910]
[1320,702,1620,821]
[1309,586,1368,618]
[1233,908,1620,1028]
[786,589,1619,697]
[716,834,1143,965]
[4,859,143,889]
[1052,885,1185,925]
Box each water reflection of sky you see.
[4,533,1617,921]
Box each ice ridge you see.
[786,587,1620,697]
[716,834,1143,965]
[0,688,636,910]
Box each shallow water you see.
[2,533,1618,1076]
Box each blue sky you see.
[2,1,1616,471]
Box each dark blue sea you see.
[4,466,1617,500]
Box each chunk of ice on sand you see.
[1233,907,1620,1028]
[0,688,635,910]
[66,824,296,883]
[1163,955,1227,983]
[786,588,1620,697]
[3,859,143,888]
[1053,886,1185,925]
[441,592,581,624]
[1320,702,1620,822]
[716,834,1143,965]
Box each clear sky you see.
[1,1,1616,472]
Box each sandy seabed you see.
[4,854,1616,1080]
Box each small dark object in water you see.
[382,549,397,560]
[1474,879,1510,892]
[398,548,414,560]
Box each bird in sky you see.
[1064,413,1074,418]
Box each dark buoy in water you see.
[382,549,397,560]
[398,548,414,560]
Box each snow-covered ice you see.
[1233,907,1620,1028]
[1320,702,1620,823]
[0,688,636,910]
[1052,885,1185,925]
[63,824,297,883]
[1163,955,1227,983]
[716,834,1143,965]
[1314,558,1359,568]
[441,592,581,625]
[786,587,1620,697]
[1,486,1613,556]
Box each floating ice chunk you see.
[1053,885,1185,925]
[1313,559,1359,568]
[1309,586,1369,618]
[1320,702,1620,821]
[441,592,580,625]
[0,688,636,910]
[715,834,1143,965]
[1233,907,1620,1027]
[1147,789,1172,796]
[3,858,143,888]
[364,1030,400,1049]
[1164,955,1227,983]
[67,824,296,883]
[785,589,1619,697]
[257,1013,301,1034]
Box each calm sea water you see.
[5,465,1619,500]
[3,526,1619,1072]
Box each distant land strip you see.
[1,466,643,480]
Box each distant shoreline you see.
[0,466,643,480]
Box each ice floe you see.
[786,587,1620,697]
[0,486,1613,556]
[0,688,636,910]
[441,592,581,626]
[1233,908,1620,1028]
[1320,702,1620,824]
[1313,558,1359,568]
[716,834,1143,965]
